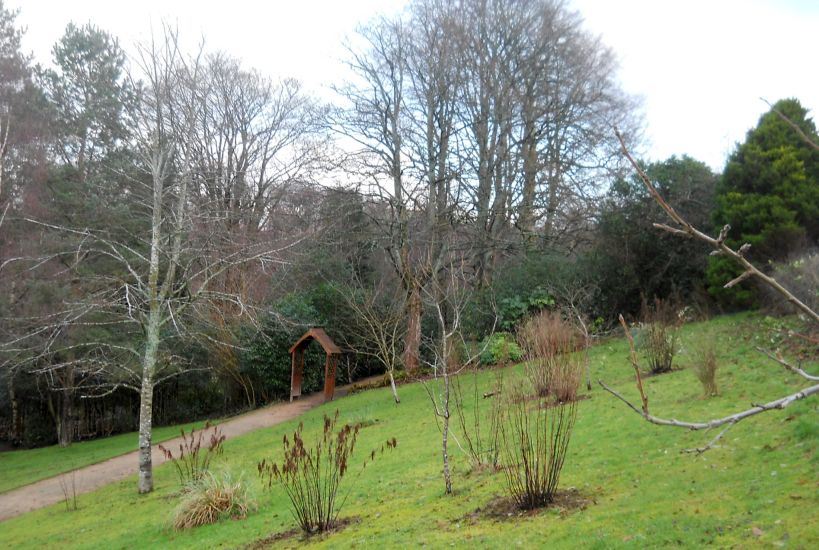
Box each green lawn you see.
[2,313,817,548]
[0,419,222,494]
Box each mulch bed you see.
[246,516,360,549]
[462,488,595,524]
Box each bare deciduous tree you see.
[452,0,639,281]
[332,277,405,404]
[333,3,461,374]
[420,255,489,494]
[2,27,304,492]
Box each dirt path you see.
[0,378,377,522]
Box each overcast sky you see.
[8,0,819,171]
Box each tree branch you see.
[598,379,819,432]
[756,347,819,382]
[615,128,819,323]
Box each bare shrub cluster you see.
[172,471,255,530]
[158,422,226,486]
[637,298,680,374]
[257,411,396,534]
[499,382,578,509]
[692,340,719,397]
[519,311,583,401]
[452,369,504,469]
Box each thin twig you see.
[681,422,735,454]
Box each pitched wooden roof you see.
[288,327,341,355]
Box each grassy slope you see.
[0,420,222,494]
[2,313,817,549]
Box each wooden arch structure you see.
[289,327,341,402]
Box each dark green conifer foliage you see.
[709,98,819,306]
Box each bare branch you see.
[615,128,819,323]
[607,302,818,452]
[598,379,819,432]
[762,97,819,152]
[681,422,736,455]
[756,347,819,382]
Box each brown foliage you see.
[638,298,680,375]
[518,311,583,402]
[693,341,719,397]
[257,410,396,534]
[158,422,226,486]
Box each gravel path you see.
[0,379,373,522]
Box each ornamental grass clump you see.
[258,410,396,534]
[159,421,225,486]
[172,471,254,530]
[693,340,719,397]
[638,298,680,374]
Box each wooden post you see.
[323,354,337,401]
[290,349,304,401]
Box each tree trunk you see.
[58,390,73,447]
[441,370,452,494]
[60,367,76,447]
[8,369,20,445]
[137,321,159,494]
[403,283,422,374]
[519,103,538,246]
[388,368,401,404]
[46,382,73,448]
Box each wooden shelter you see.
[288,327,341,402]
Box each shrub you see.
[159,422,226,486]
[479,332,523,365]
[172,471,254,530]
[258,411,396,534]
[452,369,504,469]
[636,298,680,374]
[518,311,583,401]
[692,341,719,397]
[499,381,578,509]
